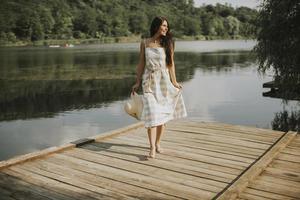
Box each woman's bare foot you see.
[148,147,156,159]
[155,144,164,153]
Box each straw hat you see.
[124,92,143,120]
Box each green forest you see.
[0,0,258,45]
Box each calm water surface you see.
[0,40,298,160]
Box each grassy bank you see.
[0,34,254,47]
[0,36,139,47]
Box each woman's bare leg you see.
[155,124,165,153]
[147,127,157,158]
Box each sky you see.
[193,0,261,9]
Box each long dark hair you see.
[150,16,174,67]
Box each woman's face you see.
[158,20,168,36]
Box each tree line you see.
[0,0,258,44]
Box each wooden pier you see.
[0,120,299,200]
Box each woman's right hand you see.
[131,82,140,94]
[172,81,182,89]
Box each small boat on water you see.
[48,44,74,48]
[63,43,75,48]
[49,45,60,48]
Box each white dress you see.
[140,45,187,128]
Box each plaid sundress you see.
[140,45,187,128]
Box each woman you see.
[132,16,187,159]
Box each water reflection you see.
[272,109,300,133]
[175,51,255,80]
[0,79,134,121]
[0,49,254,122]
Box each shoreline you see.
[0,35,255,47]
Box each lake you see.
[0,40,298,161]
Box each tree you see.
[51,0,73,39]
[216,3,234,17]
[201,13,226,37]
[0,1,17,34]
[73,6,97,37]
[224,16,240,37]
[255,0,300,100]
[38,7,55,39]
[128,12,148,34]
[235,7,256,23]
[30,13,44,41]
[183,16,201,36]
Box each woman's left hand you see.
[173,82,182,89]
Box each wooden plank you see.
[81,143,232,186]
[118,130,264,156]
[291,138,300,143]
[270,159,300,173]
[239,192,273,200]
[160,138,261,158]
[214,131,297,200]
[240,188,292,200]
[263,167,300,182]
[2,167,112,200]
[20,159,169,200]
[15,163,137,200]
[62,151,222,193]
[287,139,300,146]
[164,133,264,154]
[0,144,75,170]
[289,141,300,148]
[284,144,300,151]
[42,154,207,199]
[112,135,256,164]
[160,131,270,152]
[149,132,265,155]
[255,175,300,190]
[183,121,283,135]
[119,130,262,158]
[168,130,276,146]
[26,153,213,200]
[281,147,300,156]
[167,126,278,143]
[276,152,300,163]
[163,129,271,150]
[247,179,300,198]
[89,138,247,170]
[63,148,224,193]
[106,136,251,168]
[0,172,74,200]
[292,135,300,143]
[186,122,283,137]
[289,136,300,142]
[164,136,264,155]
[168,125,280,142]
[173,121,283,136]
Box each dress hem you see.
[142,114,187,128]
